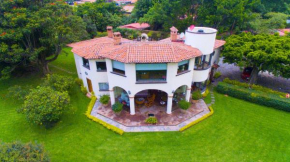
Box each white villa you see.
[68,25,225,115]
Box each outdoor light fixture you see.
[128,91,131,95]
[172,90,175,94]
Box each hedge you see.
[179,106,214,131]
[223,78,286,97]
[216,82,290,112]
[85,96,124,135]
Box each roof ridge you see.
[170,43,177,62]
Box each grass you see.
[0,48,290,161]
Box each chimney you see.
[170,26,178,41]
[113,32,122,45]
[107,26,113,38]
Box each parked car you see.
[241,67,253,80]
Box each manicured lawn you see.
[0,49,290,161]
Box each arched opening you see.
[134,89,168,114]
[113,86,130,108]
[173,85,188,109]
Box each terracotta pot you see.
[114,111,121,116]
[102,103,109,107]
[191,100,199,104]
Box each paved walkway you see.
[91,100,211,132]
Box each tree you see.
[19,86,70,128]
[132,0,155,19]
[247,12,289,34]
[0,141,50,162]
[42,74,74,92]
[0,0,88,79]
[76,1,123,35]
[223,33,290,85]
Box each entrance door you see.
[86,78,93,93]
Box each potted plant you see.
[112,102,123,115]
[178,100,191,113]
[100,95,110,107]
[145,116,158,125]
[191,90,202,103]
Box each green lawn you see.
[0,48,290,161]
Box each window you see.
[96,62,107,72]
[112,61,125,75]
[177,60,189,74]
[193,80,207,92]
[136,63,167,83]
[99,83,109,91]
[83,58,90,69]
[194,52,214,70]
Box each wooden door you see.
[86,78,93,93]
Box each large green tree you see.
[223,33,290,85]
[76,0,123,37]
[132,0,155,19]
[0,0,88,79]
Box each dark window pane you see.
[136,70,167,82]
[96,62,107,71]
[82,58,90,69]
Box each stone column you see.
[167,96,173,114]
[109,90,115,105]
[186,88,191,102]
[129,97,135,115]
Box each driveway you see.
[215,58,290,93]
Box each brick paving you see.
[91,100,211,132]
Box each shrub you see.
[178,100,191,110]
[100,95,110,104]
[43,74,74,92]
[223,78,286,97]
[145,117,157,124]
[216,82,290,112]
[81,85,88,95]
[214,72,222,79]
[112,102,123,113]
[192,90,202,100]
[75,78,83,86]
[19,86,70,128]
[0,141,50,162]
[202,88,210,98]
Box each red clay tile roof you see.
[277,29,290,36]
[68,37,202,63]
[214,40,226,49]
[119,23,150,30]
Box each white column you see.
[167,96,173,114]
[186,88,191,102]
[109,90,115,105]
[129,97,135,115]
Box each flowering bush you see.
[145,117,157,124]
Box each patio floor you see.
[97,101,206,127]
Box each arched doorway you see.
[113,86,130,107]
[134,89,168,114]
[173,85,188,110]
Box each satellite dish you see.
[180,32,185,39]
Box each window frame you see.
[177,60,190,75]
[112,60,125,76]
[98,82,109,91]
[82,58,90,70]
[96,62,107,72]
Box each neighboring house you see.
[122,5,134,14]
[68,25,225,115]
[277,29,290,36]
[119,23,150,30]
[114,0,137,5]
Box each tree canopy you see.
[223,33,290,84]
[0,0,88,79]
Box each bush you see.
[112,102,123,113]
[178,100,191,110]
[192,90,202,100]
[145,117,157,124]
[0,141,50,162]
[223,78,286,97]
[43,74,74,92]
[75,78,83,86]
[100,95,110,104]
[19,86,70,128]
[216,82,290,112]
[81,85,88,95]
[214,72,222,79]
[202,88,210,98]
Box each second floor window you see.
[194,52,214,70]
[96,62,107,72]
[177,60,189,74]
[136,63,167,83]
[112,60,125,75]
[83,58,90,69]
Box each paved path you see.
[90,100,211,132]
[216,58,290,93]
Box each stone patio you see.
[91,100,211,132]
